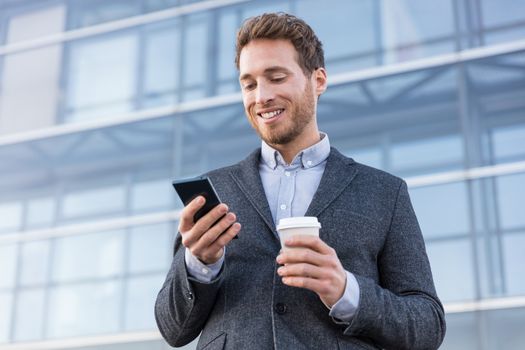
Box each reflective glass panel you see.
[128,223,172,274]
[14,288,45,341]
[52,230,124,283]
[131,179,173,213]
[496,173,525,230]
[65,34,138,122]
[124,274,165,330]
[47,281,121,338]
[440,311,479,350]
[26,197,55,228]
[0,244,17,289]
[144,21,180,107]
[62,185,126,219]
[410,182,470,239]
[502,232,525,296]
[20,240,50,287]
[0,202,22,232]
[481,0,525,43]
[182,13,209,101]
[426,239,476,302]
[0,292,13,343]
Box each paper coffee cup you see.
[276,216,321,250]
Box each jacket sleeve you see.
[343,181,446,350]
[154,234,224,347]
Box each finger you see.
[191,222,241,261]
[204,222,242,256]
[283,235,334,255]
[192,203,229,233]
[276,247,329,267]
[277,263,325,279]
[178,196,206,232]
[191,213,236,253]
[281,276,330,296]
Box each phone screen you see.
[172,177,222,222]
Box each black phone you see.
[172,176,222,222]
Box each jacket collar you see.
[229,147,358,235]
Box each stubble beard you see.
[250,81,316,146]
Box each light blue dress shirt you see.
[185,133,360,322]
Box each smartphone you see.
[172,176,222,222]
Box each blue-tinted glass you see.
[217,10,239,94]
[20,240,50,287]
[65,34,138,122]
[47,281,121,338]
[124,274,165,331]
[0,244,17,289]
[321,67,461,177]
[0,292,13,343]
[379,0,455,63]
[182,13,209,101]
[52,230,124,283]
[68,0,141,29]
[482,0,525,26]
[26,197,55,228]
[492,124,525,163]
[296,0,376,72]
[180,105,258,176]
[391,135,463,173]
[440,312,479,350]
[14,288,45,341]
[144,21,180,107]
[62,185,126,219]
[485,307,525,350]
[0,202,22,232]
[426,239,476,302]
[502,232,525,296]
[410,182,470,239]
[131,179,173,212]
[467,52,525,166]
[496,173,525,230]
[241,1,290,19]
[128,223,172,274]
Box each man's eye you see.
[243,83,255,91]
[271,76,286,82]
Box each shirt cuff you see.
[184,248,224,283]
[328,271,360,323]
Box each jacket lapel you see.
[305,147,359,218]
[229,148,277,234]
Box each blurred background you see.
[0,0,524,349]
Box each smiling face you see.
[238,39,327,153]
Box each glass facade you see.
[0,0,524,349]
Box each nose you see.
[255,82,274,105]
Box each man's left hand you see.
[276,235,347,308]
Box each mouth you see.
[257,108,284,121]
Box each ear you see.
[313,67,327,97]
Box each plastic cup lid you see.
[277,216,321,230]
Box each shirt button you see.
[285,171,290,177]
[280,204,286,210]
[275,303,287,315]
[201,268,209,274]
[307,160,313,166]
[187,292,194,300]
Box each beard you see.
[248,80,316,146]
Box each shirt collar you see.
[260,132,331,169]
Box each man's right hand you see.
[179,196,241,265]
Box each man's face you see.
[238,39,325,146]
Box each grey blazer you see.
[155,147,446,350]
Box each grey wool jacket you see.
[155,147,446,350]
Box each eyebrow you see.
[239,66,292,81]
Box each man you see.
[155,12,445,350]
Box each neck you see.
[270,131,321,164]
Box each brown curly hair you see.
[235,12,325,75]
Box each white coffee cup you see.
[276,216,321,251]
